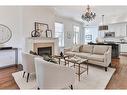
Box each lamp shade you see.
[99,25,108,31]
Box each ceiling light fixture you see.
[81,5,96,22]
[99,15,108,31]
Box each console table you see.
[0,47,18,68]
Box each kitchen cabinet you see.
[108,23,127,37]
[120,44,127,52]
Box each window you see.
[84,26,98,44]
[73,25,80,44]
[55,22,64,47]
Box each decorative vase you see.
[31,30,40,37]
[60,52,63,57]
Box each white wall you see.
[0,6,84,64]
[0,7,22,48]
[22,6,55,50]
[55,16,83,48]
[0,7,22,66]
[0,6,84,49]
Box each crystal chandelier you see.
[81,5,96,22]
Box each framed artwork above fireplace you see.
[34,22,49,37]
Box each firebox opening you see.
[38,47,52,57]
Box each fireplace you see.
[38,47,52,57]
[33,42,54,56]
[25,37,59,56]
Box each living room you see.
[0,5,127,90]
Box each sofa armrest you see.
[104,47,111,67]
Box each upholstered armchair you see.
[34,57,75,89]
[22,52,36,82]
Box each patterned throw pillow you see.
[43,55,57,64]
[29,50,37,55]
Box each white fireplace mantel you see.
[25,37,59,55]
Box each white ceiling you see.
[48,6,127,25]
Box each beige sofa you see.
[64,44,112,71]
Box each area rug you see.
[12,71,36,89]
[12,65,115,90]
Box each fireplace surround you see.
[33,42,54,56]
[25,37,59,55]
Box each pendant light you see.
[99,15,108,31]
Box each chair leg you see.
[70,85,73,90]
[109,63,112,67]
[37,87,40,90]
[26,73,30,82]
[23,71,25,78]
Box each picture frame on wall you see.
[34,22,49,37]
[67,32,71,39]
[46,30,52,37]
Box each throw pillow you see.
[93,45,109,55]
[29,50,37,55]
[43,55,57,64]
[43,55,51,61]
[71,45,80,52]
[80,45,93,53]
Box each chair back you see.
[22,52,35,73]
[35,57,75,89]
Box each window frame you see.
[55,22,64,47]
[73,25,80,44]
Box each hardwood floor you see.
[0,56,127,89]
[106,56,127,89]
[0,65,22,89]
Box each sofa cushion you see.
[75,52,91,58]
[93,45,109,55]
[71,45,81,52]
[65,51,75,56]
[80,45,93,53]
[88,54,104,62]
